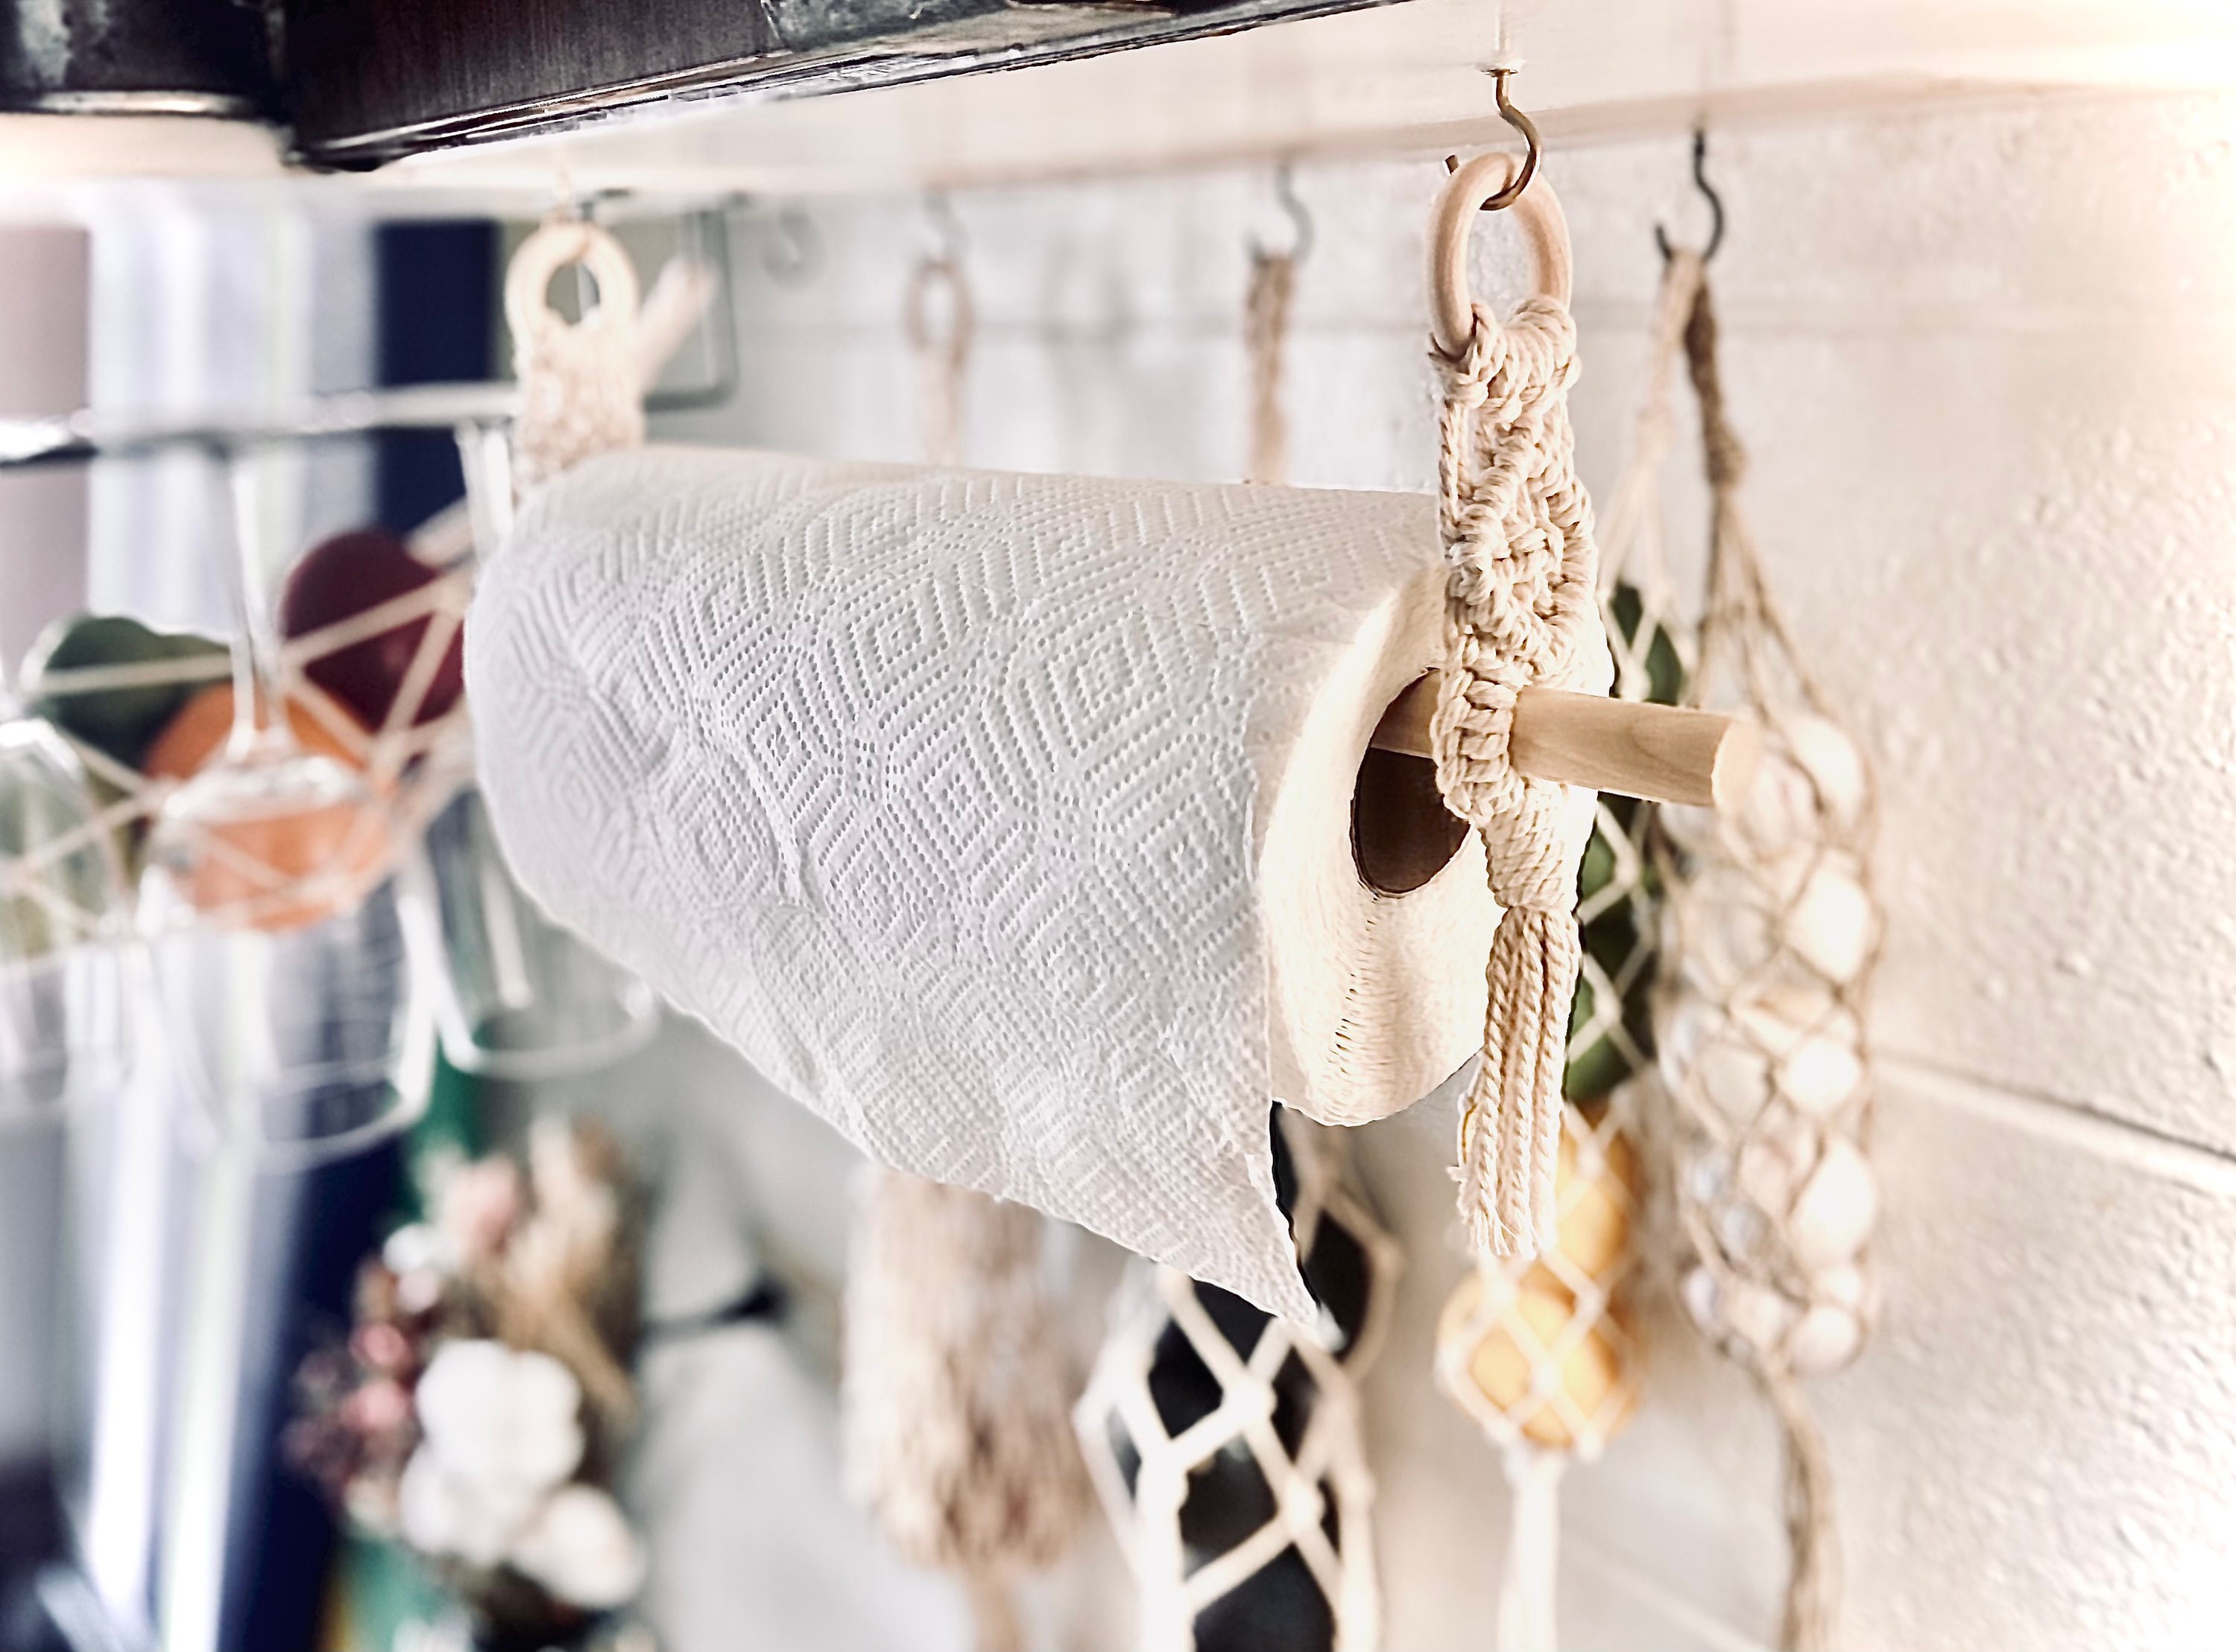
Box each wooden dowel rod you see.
[1368,676,1758,811]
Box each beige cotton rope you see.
[1430,288,1610,1259]
[506,218,648,493]
[906,243,976,470]
[1655,266,1883,1652]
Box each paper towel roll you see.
[469,446,1496,1316]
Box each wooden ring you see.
[503,218,642,343]
[1427,152,1574,359]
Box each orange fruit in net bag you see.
[1438,1271,1637,1452]
[142,683,393,931]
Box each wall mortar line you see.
[1877,1048,2236,1196]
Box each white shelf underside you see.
[2,0,2234,212]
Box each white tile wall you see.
[644,87,2236,1651]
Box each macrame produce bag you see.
[1076,1113,1398,1652]
[1652,257,1883,1652]
[16,564,467,934]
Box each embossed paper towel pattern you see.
[470,447,1486,1316]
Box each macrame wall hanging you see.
[1070,189,1397,1652]
[1431,230,1707,1652]
[1425,137,1614,1264]
[1653,256,1882,1652]
[1076,1113,1400,1652]
[840,207,1092,1652]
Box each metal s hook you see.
[762,205,822,286]
[1655,129,1725,263]
[1443,66,1541,214]
[1251,162,1314,264]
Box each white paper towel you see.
[468,446,1497,1316]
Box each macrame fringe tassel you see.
[1495,1445,1565,1652]
[842,1171,1089,1652]
[1457,905,1579,1257]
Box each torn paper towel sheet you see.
[467,447,1498,1316]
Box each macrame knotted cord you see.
[506,218,648,494]
[906,249,976,469]
[1074,1114,1400,1652]
[1244,244,1296,485]
[1432,293,1609,1259]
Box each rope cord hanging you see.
[1654,262,1883,1652]
[1243,171,1307,485]
[1426,151,1612,1260]
[906,197,976,469]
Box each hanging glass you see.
[402,777,659,1081]
[139,449,429,1165]
[0,686,134,1121]
[392,420,659,1081]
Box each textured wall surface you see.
[630,87,2236,1652]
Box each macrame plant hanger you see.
[1649,149,1883,1652]
[841,199,1090,1652]
[1433,99,1714,1652]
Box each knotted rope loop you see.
[505,218,646,493]
[906,250,976,469]
[1683,277,1750,492]
[1429,273,1607,1259]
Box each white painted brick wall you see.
[638,88,2236,1652]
